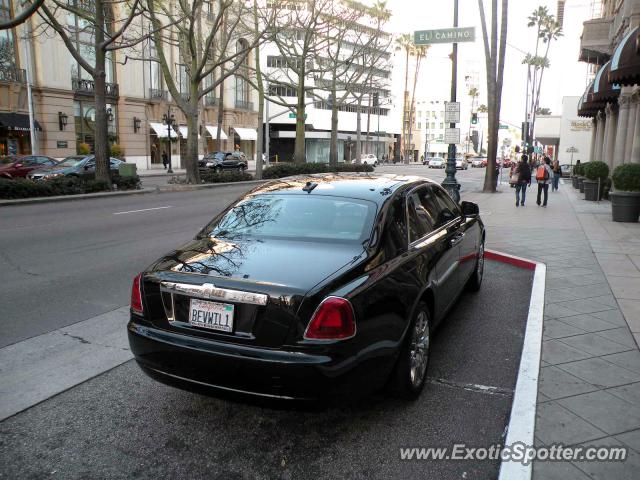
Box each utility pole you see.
[441,0,461,202]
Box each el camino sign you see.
[414,27,476,45]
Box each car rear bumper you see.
[128,321,395,401]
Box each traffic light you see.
[471,113,478,124]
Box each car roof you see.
[247,173,433,204]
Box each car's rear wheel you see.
[466,240,485,292]
[238,165,245,173]
[390,302,431,399]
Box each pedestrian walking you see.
[514,154,531,207]
[552,160,562,191]
[162,151,169,170]
[536,156,553,207]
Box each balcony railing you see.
[205,96,220,107]
[149,88,168,101]
[72,77,119,97]
[0,66,26,84]
[235,99,254,110]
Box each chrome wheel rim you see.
[409,311,430,387]
[477,243,485,283]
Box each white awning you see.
[205,125,228,140]
[177,125,201,139]
[233,127,257,141]
[149,122,177,139]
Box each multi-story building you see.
[262,0,398,163]
[577,0,640,167]
[0,1,258,169]
[413,100,448,159]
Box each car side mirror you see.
[461,201,479,217]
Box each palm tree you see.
[406,44,429,163]
[395,33,413,162]
[526,6,550,138]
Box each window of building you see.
[73,100,117,153]
[176,63,189,95]
[235,39,250,105]
[417,122,421,130]
[66,0,114,84]
[440,123,444,129]
[0,0,16,74]
[430,122,435,129]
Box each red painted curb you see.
[484,249,538,271]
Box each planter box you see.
[583,179,603,201]
[572,176,579,189]
[610,191,640,222]
[578,176,585,193]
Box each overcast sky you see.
[382,0,593,126]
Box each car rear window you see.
[207,194,376,243]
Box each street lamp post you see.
[441,0,461,202]
[162,108,175,174]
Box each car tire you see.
[238,166,245,173]
[466,240,485,292]
[389,301,431,399]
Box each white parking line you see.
[113,206,173,215]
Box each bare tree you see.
[477,0,508,192]
[145,0,273,183]
[36,0,146,183]
[0,0,44,30]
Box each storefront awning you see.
[591,61,620,104]
[149,121,177,139]
[177,125,200,139]
[204,125,228,140]
[0,112,42,131]
[609,26,640,86]
[232,127,257,141]
[577,81,598,118]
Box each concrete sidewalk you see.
[465,180,640,479]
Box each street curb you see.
[485,249,546,480]
[0,188,155,207]
[157,179,267,192]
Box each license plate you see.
[188,298,234,332]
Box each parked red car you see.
[503,158,513,168]
[0,155,59,179]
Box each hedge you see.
[612,163,640,192]
[583,161,609,181]
[200,171,254,183]
[262,162,374,179]
[0,175,140,199]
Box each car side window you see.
[407,187,435,243]
[23,157,38,165]
[36,157,51,164]
[431,187,461,227]
[381,197,408,258]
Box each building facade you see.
[577,0,640,168]
[0,1,258,170]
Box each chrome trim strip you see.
[160,281,268,306]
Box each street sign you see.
[414,27,476,45]
[444,102,460,123]
[444,128,460,144]
[499,124,509,129]
[288,112,307,119]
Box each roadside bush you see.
[113,175,140,190]
[110,143,125,159]
[583,161,609,181]
[200,171,253,183]
[262,162,374,179]
[0,176,112,199]
[573,163,584,176]
[78,142,91,155]
[612,163,640,192]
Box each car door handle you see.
[450,232,465,246]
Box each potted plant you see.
[576,163,588,192]
[571,163,582,188]
[583,161,609,201]
[610,164,640,222]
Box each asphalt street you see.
[0,260,533,480]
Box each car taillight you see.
[304,297,356,340]
[131,273,144,315]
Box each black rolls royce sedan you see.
[128,174,485,401]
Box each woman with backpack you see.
[536,156,554,207]
[552,160,562,191]
[514,154,531,207]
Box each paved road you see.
[0,261,533,480]
[0,185,255,348]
